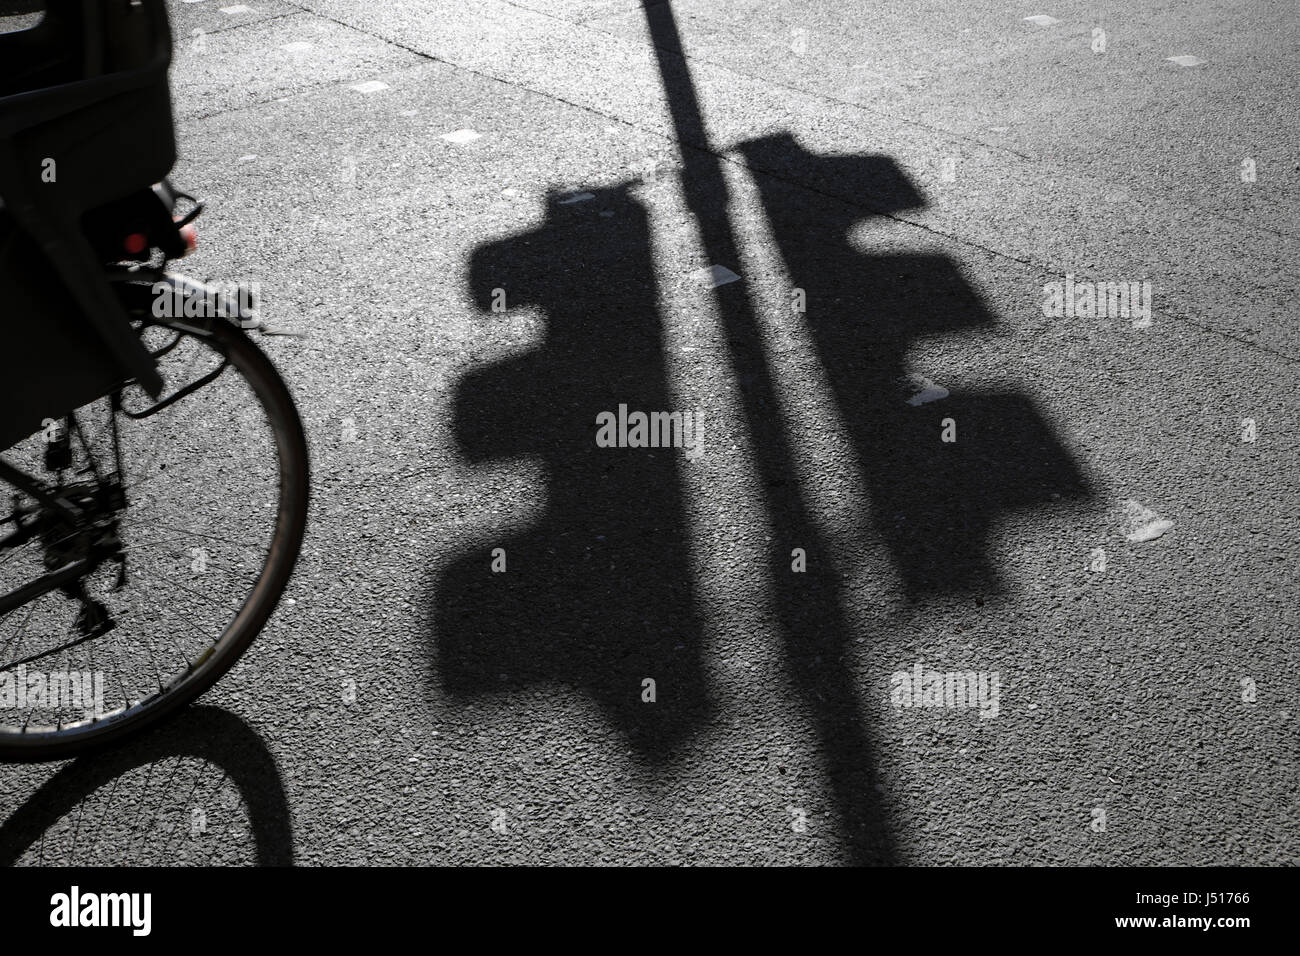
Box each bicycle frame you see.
[0,456,99,617]
[0,271,254,619]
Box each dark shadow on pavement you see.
[738,132,1091,599]
[432,183,713,760]
[0,706,293,865]
[429,0,1095,867]
[638,0,907,864]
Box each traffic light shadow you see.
[428,136,1092,864]
[433,183,714,761]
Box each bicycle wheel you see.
[0,313,308,761]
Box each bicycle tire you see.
[0,317,309,761]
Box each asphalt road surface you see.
[1,0,1297,865]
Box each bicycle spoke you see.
[121,518,266,551]
[129,340,208,487]
[132,757,182,864]
[1,596,44,678]
[0,315,305,754]
[163,762,205,859]
[118,584,201,672]
[0,600,37,667]
[3,623,109,672]
[0,524,81,572]
[127,758,158,865]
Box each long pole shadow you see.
[640,0,896,863]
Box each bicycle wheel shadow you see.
[0,706,293,865]
[431,182,713,760]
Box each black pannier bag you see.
[0,0,175,450]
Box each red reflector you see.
[124,233,148,254]
[180,223,198,253]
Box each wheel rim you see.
[0,318,301,751]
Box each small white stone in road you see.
[1128,518,1173,542]
[351,80,389,94]
[1166,55,1205,66]
[282,42,313,53]
[558,192,595,204]
[902,373,949,406]
[220,4,252,14]
[698,264,741,288]
[1024,15,1061,27]
[236,154,257,163]
[441,129,481,144]
[1118,498,1174,543]
[501,187,522,198]
[182,0,208,4]
[399,109,418,117]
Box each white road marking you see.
[441,129,482,144]
[1118,498,1175,543]
[902,374,950,406]
[697,264,741,288]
